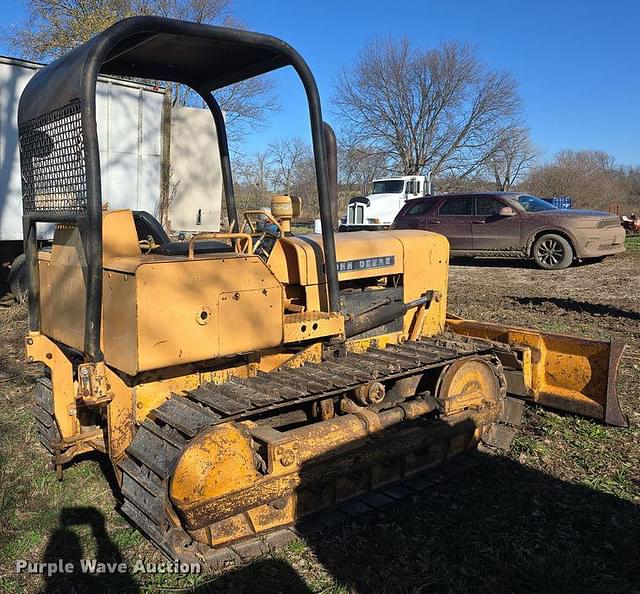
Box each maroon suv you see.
[391,192,625,269]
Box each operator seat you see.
[131,210,235,256]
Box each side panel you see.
[134,256,283,373]
[431,214,472,250]
[218,287,282,357]
[39,226,87,351]
[42,219,285,374]
[387,230,449,336]
[103,270,138,374]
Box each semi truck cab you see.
[342,175,430,231]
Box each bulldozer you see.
[18,16,627,563]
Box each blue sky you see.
[1,0,638,165]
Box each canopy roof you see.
[19,16,300,122]
[99,23,290,89]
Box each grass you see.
[511,409,639,501]
[625,234,640,250]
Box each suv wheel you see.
[532,233,573,270]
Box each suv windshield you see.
[513,195,557,212]
[372,180,405,194]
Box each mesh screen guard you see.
[19,100,87,215]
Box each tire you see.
[532,233,574,270]
[34,377,61,455]
[8,253,28,302]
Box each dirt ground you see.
[0,245,638,594]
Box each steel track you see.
[114,335,514,564]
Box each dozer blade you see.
[446,316,628,427]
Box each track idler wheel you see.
[436,356,520,450]
[435,357,506,416]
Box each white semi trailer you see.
[0,55,222,297]
[341,174,431,231]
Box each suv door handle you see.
[472,220,485,224]
[427,219,440,224]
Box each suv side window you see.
[475,197,505,216]
[438,197,472,215]
[405,201,430,216]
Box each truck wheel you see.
[532,234,573,270]
[8,254,28,302]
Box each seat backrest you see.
[103,209,141,265]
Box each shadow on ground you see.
[40,507,312,594]
[510,296,640,321]
[295,452,640,594]
[41,507,138,594]
[38,451,640,594]
[450,256,537,269]
[450,257,608,270]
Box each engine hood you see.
[366,193,404,202]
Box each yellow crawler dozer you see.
[18,16,626,563]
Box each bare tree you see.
[435,172,490,194]
[288,155,318,217]
[257,137,319,216]
[268,137,310,194]
[156,166,179,228]
[525,150,632,210]
[339,145,388,196]
[487,127,537,191]
[334,38,522,178]
[8,0,232,58]
[233,151,272,211]
[8,0,277,140]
